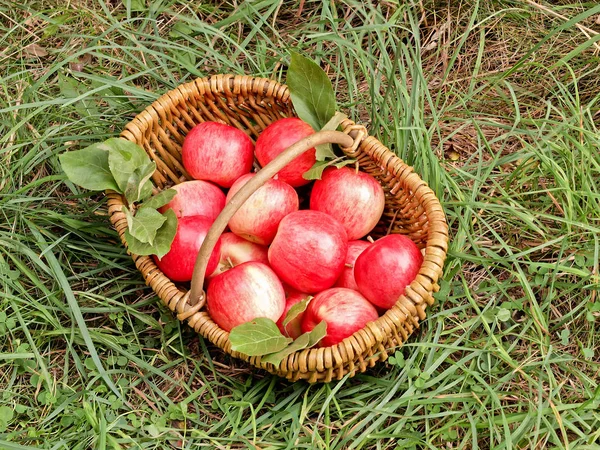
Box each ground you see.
[0,1,599,449]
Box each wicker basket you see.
[106,74,448,383]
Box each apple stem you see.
[226,257,234,269]
[188,129,356,306]
[345,263,354,268]
[366,236,375,243]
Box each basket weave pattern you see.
[106,74,448,383]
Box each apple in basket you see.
[354,234,423,310]
[226,173,299,245]
[301,288,379,347]
[255,117,316,187]
[268,210,348,294]
[334,239,372,291]
[310,166,385,240]
[182,121,254,188]
[207,261,286,332]
[158,179,226,221]
[153,215,222,283]
[208,232,269,279]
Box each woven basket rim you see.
[107,74,449,382]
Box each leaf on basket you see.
[282,295,312,328]
[307,320,327,347]
[127,207,166,245]
[122,206,134,232]
[106,138,155,202]
[123,161,156,204]
[125,209,177,258]
[302,161,330,181]
[139,188,177,211]
[261,333,310,367]
[287,52,336,133]
[303,157,357,181]
[261,321,327,367]
[103,138,150,193]
[229,318,292,357]
[315,112,348,161]
[59,144,120,191]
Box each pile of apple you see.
[152,117,423,348]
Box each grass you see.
[1,0,599,448]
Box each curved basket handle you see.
[187,129,355,306]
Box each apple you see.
[209,232,269,278]
[226,173,299,245]
[354,234,423,310]
[276,288,311,339]
[255,117,315,187]
[301,288,379,347]
[158,180,226,221]
[334,240,372,291]
[182,121,254,188]
[310,166,386,240]
[207,262,285,332]
[152,215,222,282]
[268,210,348,293]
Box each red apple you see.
[334,240,372,291]
[226,173,299,245]
[182,121,254,188]
[301,288,379,347]
[354,234,423,310]
[276,288,311,339]
[268,210,348,293]
[152,215,222,282]
[158,180,226,221]
[209,232,269,278]
[310,167,385,240]
[207,262,285,332]
[255,117,315,187]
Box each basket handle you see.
[187,129,355,306]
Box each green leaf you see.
[123,161,156,204]
[314,112,348,161]
[303,157,356,181]
[170,21,196,39]
[261,320,327,367]
[105,138,154,197]
[58,73,100,119]
[389,350,405,368]
[125,209,177,258]
[128,207,167,245]
[315,143,336,162]
[140,189,177,211]
[434,278,451,300]
[321,111,348,132]
[0,405,14,432]
[174,49,197,68]
[229,318,292,357]
[302,160,331,181]
[497,308,511,322]
[128,0,146,11]
[282,295,312,329]
[582,348,594,359]
[287,52,336,132]
[59,145,119,191]
[306,320,327,347]
[261,333,310,367]
[560,328,570,346]
[122,206,134,232]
